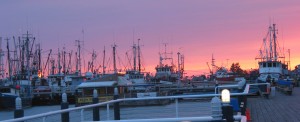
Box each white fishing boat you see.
[256,23,288,82]
[154,43,184,83]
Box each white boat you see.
[256,24,288,82]
[154,44,182,82]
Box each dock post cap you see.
[114,87,118,95]
[62,93,67,103]
[221,89,230,103]
[93,89,98,98]
[15,97,22,110]
[211,97,222,120]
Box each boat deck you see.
[248,87,300,122]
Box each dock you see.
[248,87,300,122]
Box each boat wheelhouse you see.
[75,81,117,106]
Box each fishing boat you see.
[1,32,36,109]
[154,44,183,83]
[256,24,288,82]
[47,43,85,103]
[124,39,146,84]
[215,67,236,81]
[256,23,293,95]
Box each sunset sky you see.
[1,0,300,76]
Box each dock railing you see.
[3,81,253,122]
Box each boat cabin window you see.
[268,63,272,67]
[0,88,10,93]
[81,87,114,96]
[273,63,277,67]
[263,63,266,67]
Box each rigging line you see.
[106,57,111,73]
[116,51,126,71]
[140,49,146,71]
[125,52,133,69]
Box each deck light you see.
[221,89,230,103]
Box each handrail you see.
[102,115,243,122]
[2,92,250,122]
[3,81,256,122]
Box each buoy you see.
[246,108,251,121]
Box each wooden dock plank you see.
[248,87,300,122]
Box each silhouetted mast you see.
[6,38,12,78]
[133,42,137,71]
[102,46,106,75]
[138,39,141,72]
[112,44,117,74]
[272,24,278,61]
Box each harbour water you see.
[0,101,211,121]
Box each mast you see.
[0,37,4,78]
[6,38,12,79]
[67,51,72,74]
[24,31,32,80]
[43,49,52,76]
[90,50,96,72]
[133,42,137,71]
[211,54,215,74]
[112,44,117,74]
[138,39,141,72]
[58,48,61,74]
[63,47,66,74]
[50,59,55,75]
[177,52,180,79]
[75,40,81,75]
[180,54,184,77]
[102,46,106,75]
[272,24,278,61]
[38,44,41,75]
[269,26,273,61]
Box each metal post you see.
[93,89,100,121]
[61,93,69,122]
[239,95,247,116]
[175,98,178,118]
[14,97,24,119]
[80,109,84,121]
[42,117,46,122]
[237,81,244,115]
[113,87,120,120]
[222,105,234,122]
[107,104,110,120]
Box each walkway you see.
[248,87,300,122]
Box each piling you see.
[14,97,24,119]
[114,87,120,120]
[93,89,100,121]
[61,93,69,122]
[238,80,247,115]
[222,105,234,122]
